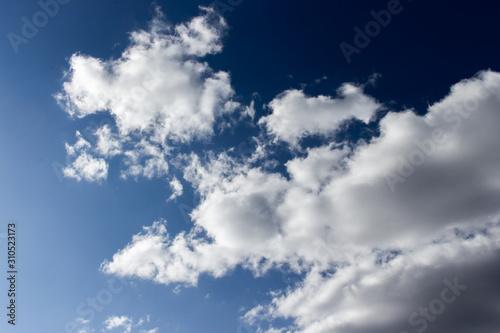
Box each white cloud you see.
[55,7,237,143]
[168,177,183,201]
[100,315,157,333]
[247,225,500,333]
[243,100,256,120]
[173,285,182,295]
[259,84,380,146]
[139,329,158,333]
[104,315,132,333]
[285,143,349,192]
[56,7,242,182]
[63,131,108,182]
[74,317,94,333]
[94,125,122,157]
[101,70,500,332]
[100,217,242,286]
[120,139,169,180]
[76,317,90,325]
[314,75,328,84]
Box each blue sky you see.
[1,1,500,333]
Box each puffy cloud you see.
[63,132,108,182]
[321,70,500,249]
[100,219,238,285]
[259,84,380,146]
[56,7,242,182]
[101,315,157,333]
[101,70,500,332]
[55,7,236,142]
[104,315,132,333]
[120,139,169,180]
[94,125,122,157]
[248,225,500,333]
[285,144,350,192]
[168,177,183,201]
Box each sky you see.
[1,0,500,333]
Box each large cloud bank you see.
[57,8,500,333]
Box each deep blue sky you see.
[0,1,499,333]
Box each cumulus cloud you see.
[55,6,237,142]
[247,226,500,333]
[63,131,108,182]
[259,84,381,146]
[101,70,500,332]
[56,7,242,182]
[168,177,183,201]
[120,139,169,180]
[94,125,122,157]
[100,218,242,285]
[101,315,157,333]
[104,316,132,333]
